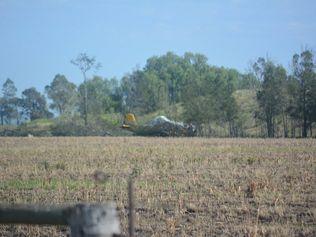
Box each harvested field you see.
[0,137,315,236]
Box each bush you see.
[0,114,128,137]
[0,124,52,137]
[50,115,115,136]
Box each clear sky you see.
[0,0,315,94]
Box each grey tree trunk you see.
[83,72,88,127]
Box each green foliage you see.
[50,114,123,136]
[121,70,168,114]
[233,89,259,137]
[181,65,240,136]
[1,50,315,137]
[238,73,260,90]
[0,78,18,125]
[100,113,121,126]
[128,103,184,127]
[45,74,77,115]
[24,118,54,130]
[291,49,316,137]
[254,58,287,137]
[21,87,53,121]
[0,120,53,136]
[145,52,188,104]
[78,76,120,118]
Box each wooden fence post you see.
[67,203,120,237]
[0,203,121,237]
[0,205,67,225]
[128,178,135,237]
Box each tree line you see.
[0,50,315,137]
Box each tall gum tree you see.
[71,53,101,126]
[1,78,18,125]
[292,49,316,137]
[45,74,77,115]
[253,58,287,137]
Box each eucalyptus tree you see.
[71,53,101,126]
[291,49,316,137]
[78,76,118,116]
[1,78,18,125]
[254,58,287,137]
[121,70,167,114]
[21,87,52,121]
[45,74,77,115]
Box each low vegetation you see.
[0,137,315,236]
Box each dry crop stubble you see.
[0,137,315,236]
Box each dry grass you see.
[0,137,315,236]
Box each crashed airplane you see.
[122,113,196,137]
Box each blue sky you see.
[0,0,315,94]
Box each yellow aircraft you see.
[122,113,196,137]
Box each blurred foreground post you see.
[0,203,120,237]
[128,178,135,237]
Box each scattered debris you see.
[122,113,196,136]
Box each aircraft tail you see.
[122,113,137,129]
